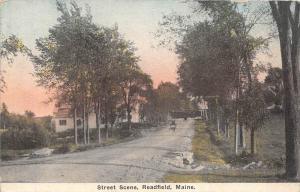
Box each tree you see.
[0,35,30,92]
[158,1,270,155]
[264,67,283,107]
[140,82,190,124]
[176,21,239,138]
[0,35,30,137]
[0,103,9,129]
[195,1,270,155]
[32,0,99,145]
[139,88,159,124]
[119,68,152,130]
[156,82,182,121]
[240,81,268,154]
[269,1,300,180]
[87,26,143,139]
[24,110,35,119]
[1,112,51,150]
[32,0,150,145]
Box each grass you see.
[224,113,285,167]
[1,149,34,161]
[164,169,283,182]
[1,127,143,160]
[256,114,285,162]
[192,120,226,165]
[163,114,285,182]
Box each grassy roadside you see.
[163,119,284,182]
[164,169,283,182]
[52,133,141,154]
[1,149,35,161]
[1,135,138,160]
[1,128,143,161]
[192,120,226,165]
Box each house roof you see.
[53,107,71,118]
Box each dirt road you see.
[0,119,194,182]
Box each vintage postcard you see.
[0,0,299,191]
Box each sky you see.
[0,0,281,117]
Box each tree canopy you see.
[31,0,153,142]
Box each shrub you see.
[52,143,72,154]
[1,126,52,150]
[117,122,154,130]
[227,151,259,166]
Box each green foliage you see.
[0,35,30,92]
[139,82,188,123]
[263,67,283,106]
[1,125,52,150]
[24,110,35,118]
[157,1,271,157]
[156,82,182,112]
[240,81,269,132]
[0,104,53,149]
[119,67,153,126]
[52,143,72,154]
[0,35,30,61]
[35,116,54,132]
[0,102,9,128]
[31,1,152,139]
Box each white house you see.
[52,104,140,132]
[52,105,84,132]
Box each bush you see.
[227,151,259,166]
[52,143,72,154]
[1,126,52,150]
[117,122,154,130]
[56,129,74,138]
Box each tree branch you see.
[295,2,300,31]
[269,1,281,30]
[288,9,295,27]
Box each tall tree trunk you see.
[250,128,255,155]
[127,106,132,131]
[290,4,300,180]
[83,104,87,145]
[96,102,101,144]
[296,37,300,181]
[242,124,246,148]
[109,108,114,137]
[73,108,78,145]
[235,92,240,155]
[270,1,300,179]
[239,123,244,148]
[226,118,230,138]
[110,123,114,138]
[105,102,109,139]
[86,111,90,144]
[281,40,298,178]
[217,116,220,135]
[216,98,220,135]
[235,121,239,154]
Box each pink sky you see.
[0,0,281,117]
[1,49,179,116]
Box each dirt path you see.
[0,119,194,182]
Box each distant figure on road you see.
[170,120,176,132]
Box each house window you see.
[76,119,82,126]
[59,119,67,126]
